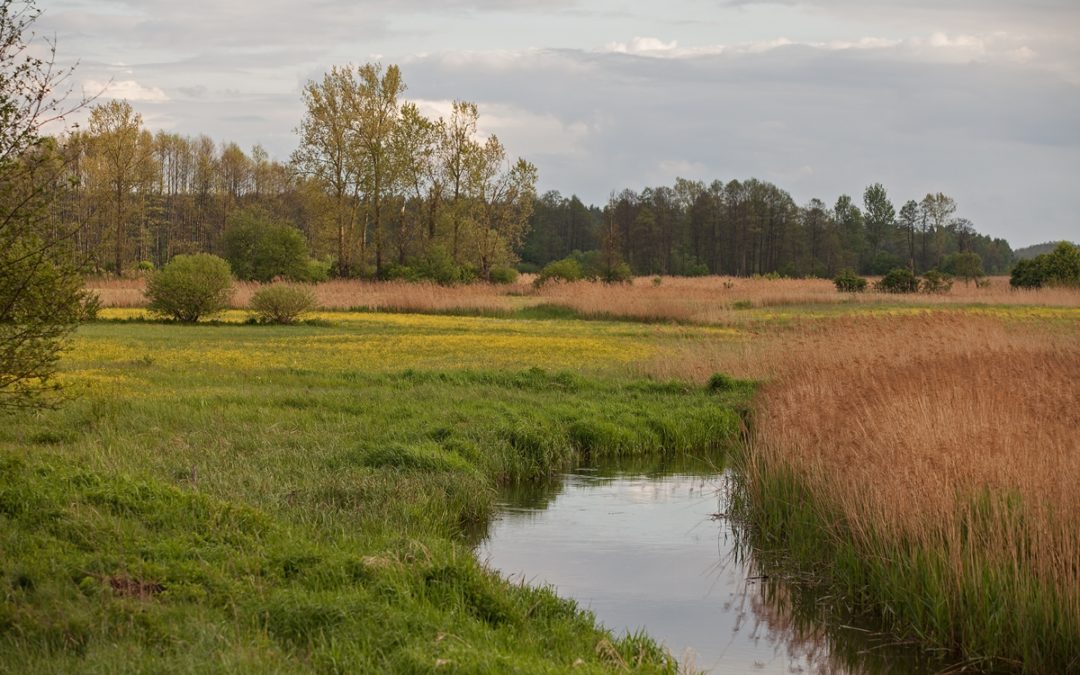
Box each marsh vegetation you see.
[3,282,1077,672]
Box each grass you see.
[87,275,1080,327]
[8,278,1079,672]
[0,314,748,673]
[726,314,1080,672]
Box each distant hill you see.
[1013,241,1078,260]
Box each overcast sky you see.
[39,0,1080,246]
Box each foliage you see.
[488,266,519,284]
[1010,242,1080,289]
[145,254,234,322]
[919,270,954,294]
[604,261,633,284]
[249,284,317,324]
[222,207,321,282]
[874,267,920,294]
[0,1,90,411]
[940,251,983,284]
[534,257,584,287]
[833,269,867,293]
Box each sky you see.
[37,0,1080,246]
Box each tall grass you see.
[722,315,1080,671]
[87,276,1080,324]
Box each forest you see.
[49,63,1013,283]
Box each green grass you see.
[731,464,1080,673]
[0,317,748,672]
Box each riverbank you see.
[0,314,746,672]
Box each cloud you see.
[604,37,680,55]
[401,38,1079,244]
[83,79,169,102]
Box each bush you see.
[146,254,234,322]
[136,260,155,272]
[222,207,318,282]
[940,251,983,285]
[603,261,633,284]
[416,245,465,285]
[534,258,583,288]
[382,264,421,282]
[707,373,738,392]
[833,269,868,293]
[920,270,954,294]
[488,266,519,284]
[249,285,317,324]
[875,267,920,294]
[1011,242,1080,289]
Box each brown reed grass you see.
[86,275,1080,324]
[671,313,1080,667]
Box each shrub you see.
[875,267,920,294]
[920,270,954,294]
[833,269,868,293]
[382,264,420,282]
[941,251,983,285]
[707,373,738,392]
[534,258,583,288]
[488,266,519,284]
[145,254,234,322]
[249,285,317,324]
[416,245,465,285]
[1011,242,1080,289]
[603,261,633,284]
[222,207,318,282]
[136,260,155,272]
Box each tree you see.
[898,200,919,271]
[919,192,956,269]
[862,183,895,262]
[351,63,404,277]
[0,0,92,411]
[467,136,537,279]
[86,100,155,273]
[293,66,365,276]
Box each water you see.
[475,457,937,674]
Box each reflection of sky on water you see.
[478,465,969,674]
[478,471,835,674]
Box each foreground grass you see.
[0,317,748,672]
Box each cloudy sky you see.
[39,0,1080,245]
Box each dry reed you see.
[87,275,1080,324]
[688,314,1080,668]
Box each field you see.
[0,309,748,673]
[2,277,1078,672]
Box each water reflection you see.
[475,456,942,674]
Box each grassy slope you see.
[0,316,748,673]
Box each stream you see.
[475,456,941,674]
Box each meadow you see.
[0,310,748,673]
[2,277,1078,672]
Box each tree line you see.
[53,64,538,283]
[46,61,1015,282]
[524,181,1015,279]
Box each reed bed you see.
[86,276,1080,323]
[702,315,1079,670]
